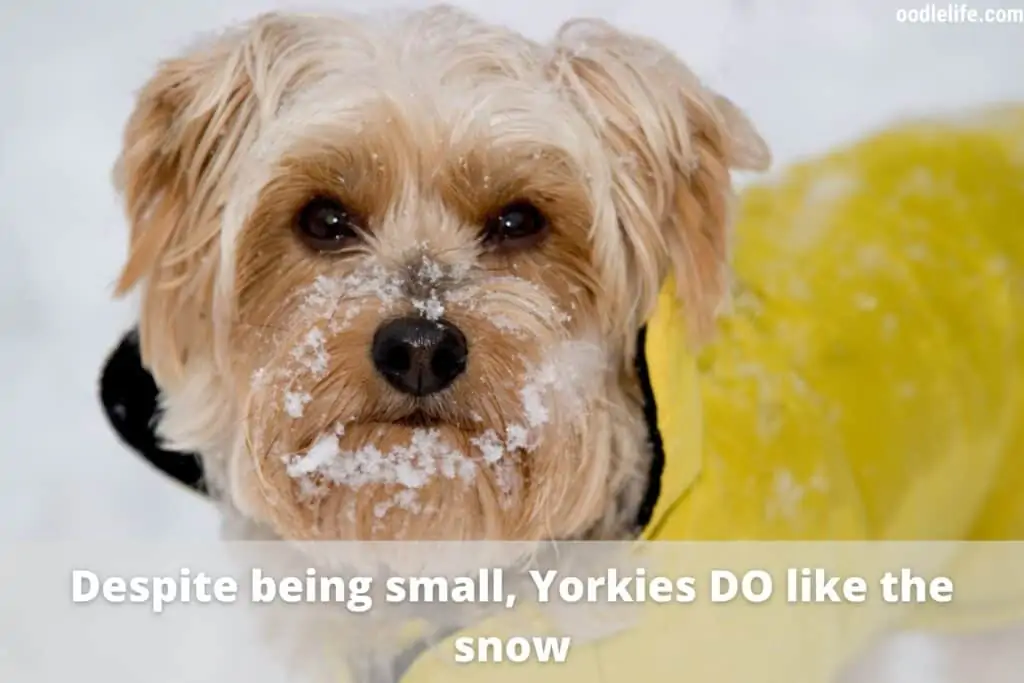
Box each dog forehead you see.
[284,57,573,140]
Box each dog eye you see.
[295,197,360,251]
[482,201,548,247]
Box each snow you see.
[302,266,404,333]
[469,429,506,464]
[291,327,330,377]
[284,390,312,418]
[1,0,1022,681]
[285,427,477,489]
[517,338,603,430]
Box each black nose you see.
[371,317,468,396]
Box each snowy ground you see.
[0,0,1022,681]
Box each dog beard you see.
[231,258,630,542]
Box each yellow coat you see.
[380,105,1024,682]
[648,104,1024,544]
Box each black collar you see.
[99,329,207,495]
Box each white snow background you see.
[0,0,1022,680]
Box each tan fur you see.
[112,5,768,544]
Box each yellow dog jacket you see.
[647,106,1024,544]
[394,105,1024,682]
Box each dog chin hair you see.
[235,329,650,542]
[112,5,768,543]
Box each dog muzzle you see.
[96,277,699,537]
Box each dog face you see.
[113,6,768,541]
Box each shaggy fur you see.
[112,5,769,545]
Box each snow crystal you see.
[393,488,420,510]
[297,477,327,500]
[505,424,530,452]
[374,489,422,519]
[415,255,445,284]
[449,262,471,281]
[492,462,516,501]
[250,366,270,391]
[412,292,444,321]
[302,264,404,323]
[291,327,329,377]
[407,256,468,321]
[470,430,505,464]
[517,340,603,429]
[520,382,550,429]
[286,432,342,477]
[283,391,312,418]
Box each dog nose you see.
[371,317,468,396]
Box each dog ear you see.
[112,14,311,389]
[549,19,770,344]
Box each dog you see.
[106,4,769,546]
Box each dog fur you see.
[112,5,769,545]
